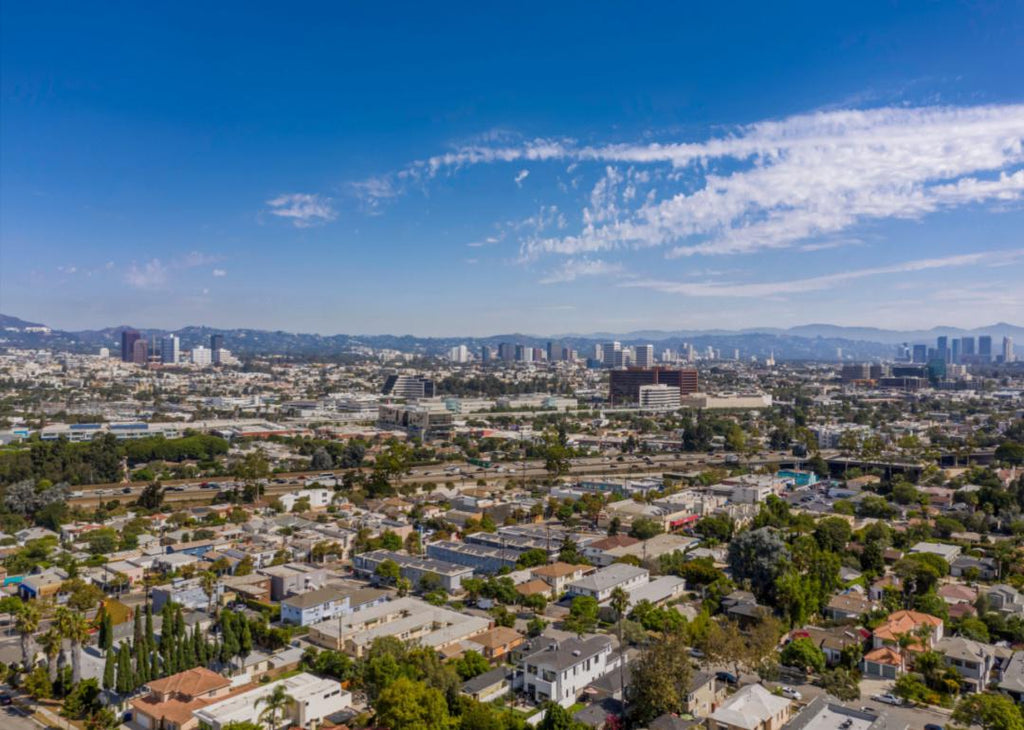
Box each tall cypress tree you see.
[150,648,160,680]
[145,604,154,647]
[116,642,132,695]
[240,620,253,657]
[134,606,144,648]
[102,650,116,690]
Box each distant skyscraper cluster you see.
[905,333,1014,365]
[117,329,237,367]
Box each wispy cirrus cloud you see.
[539,258,623,284]
[125,251,227,289]
[619,248,1024,298]
[266,193,337,227]
[355,104,1024,266]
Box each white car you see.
[871,693,904,706]
[780,687,802,700]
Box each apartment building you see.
[518,635,616,707]
[192,673,350,730]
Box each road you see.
[67,450,821,507]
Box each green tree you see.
[136,481,165,510]
[15,600,40,669]
[779,638,825,674]
[563,595,599,636]
[953,693,1024,730]
[452,650,490,681]
[374,677,452,730]
[626,631,693,727]
[819,668,861,701]
[628,517,663,540]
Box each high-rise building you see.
[951,338,961,364]
[480,346,492,364]
[99,347,110,359]
[161,335,180,364]
[211,334,224,352]
[546,341,563,362]
[121,328,141,362]
[912,344,928,363]
[635,344,654,368]
[498,343,516,362]
[131,339,148,365]
[191,346,212,366]
[936,336,949,364]
[961,337,976,358]
[593,344,604,363]
[448,345,470,363]
[979,336,993,362]
[609,367,699,405]
[1003,336,1015,363]
[603,341,621,368]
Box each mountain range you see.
[1,314,1021,362]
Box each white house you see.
[192,672,350,730]
[280,587,349,627]
[518,635,616,707]
[566,563,649,603]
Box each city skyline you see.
[2,3,1024,335]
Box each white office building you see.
[603,341,621,368]
[638,384,681,410]
[191,346,212,366]
[449,344,470,363]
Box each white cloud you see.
[266,193,338,227]
[514,169,530,187]
[619,248,1024,298]
[212,268,227,277]
[540,258,623,284]
[354,104,1024,264]
[125,259,169,289]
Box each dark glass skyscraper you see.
[121,329,140,362]
[211,334,224,351]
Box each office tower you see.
[381,374,435,398]
[498,343,515,362]
[121,328,141,362]
[546,341,563,362]
[836,347,843,361]
[912,344,927,363]
[131,339,148,364]
[1004,337,1015,363]
[593,344,604,362]
[480,346,492,364]
[448,345,469,363]
[161,335,180,364]
[532,347,545,362]
[951,338,961,364]
[603,341,621,368]
[609,367,699,405]
[614,349,632,368]
[635,344,654,368]
[979,335,993,362]
[191,346,212,366]
[936,336,949,363]
[961,337,976,358]
[211,334,224,351]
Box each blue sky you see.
[2,2,1022,336]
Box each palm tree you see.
[609,586,630,712]
[200,571,218,617]
[15,601,40,671]
[40,627,63,683]
[256,684,295,730]
[55,606,91,685]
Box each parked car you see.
[924,725,943,730]
[871,693,904,706]
[716,671,738,685]
[0,692,12,706]
[780,687,802,700]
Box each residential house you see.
[192,672,350,730]
[518,635,616,708]
[951,555,999,580]
[352,549,474,593]
[825,592,878,621]
[787,625,869,667]
[935,636,998,692]
[707,683,792,730]
[998,651,1024,702]
[461,667,511,703]
[986,585,1024,616]
[909,542,962,564]
[566,563,649,603]
[259,563,330,601]
[129,667,233,730]
[781,696,890,730]
[532,563,594,596]
[465,626,525,661]
[280,587,349,627]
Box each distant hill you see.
[0,313,1020,362]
